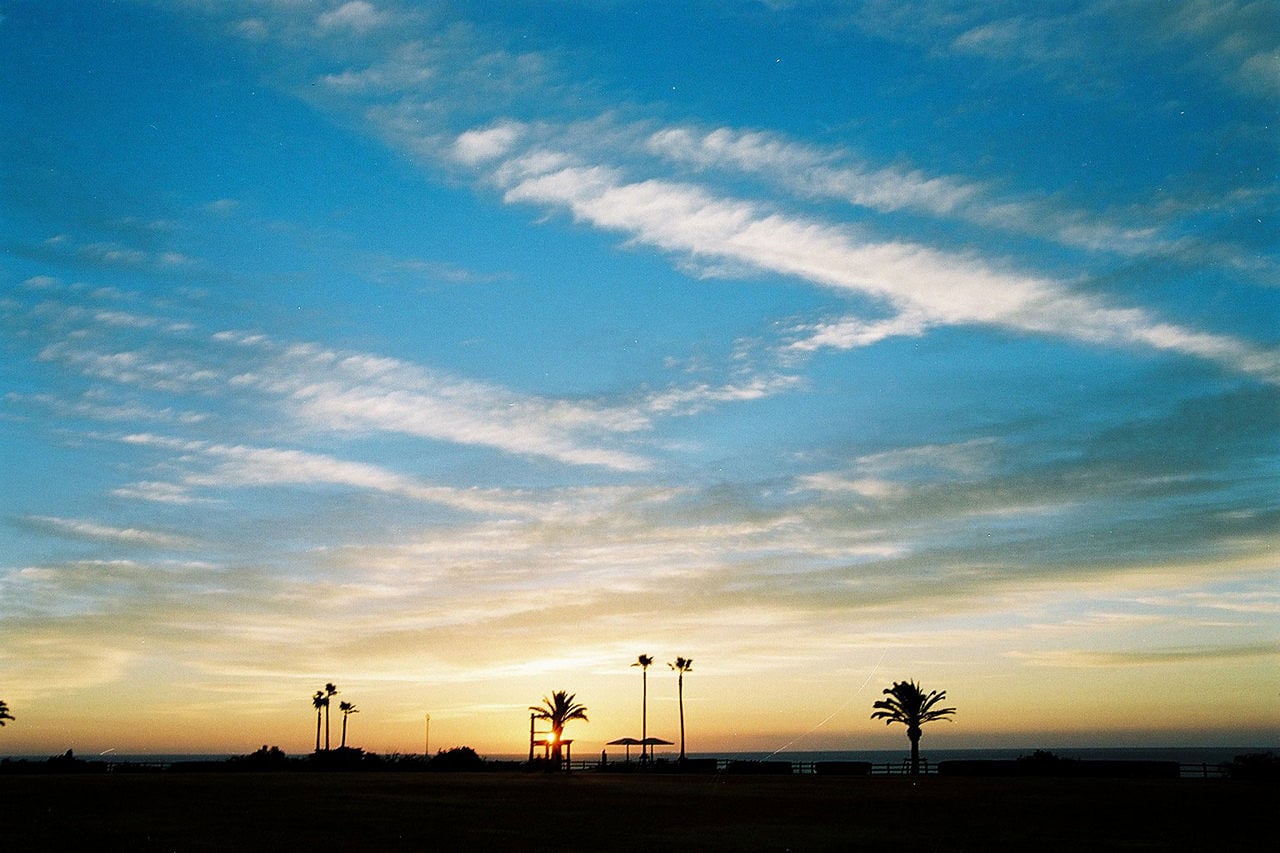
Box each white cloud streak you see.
[491,153,1278,381]
[317,1,387,34]
[23,515,194,549]
[646,125,1171,257]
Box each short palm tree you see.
[529,690,588,768]
[339,701,358,748]
[323,683,338,751]
[669,657,693,760]
[870,679,955,776]
[632,654,653,760]
[0,699,13,726]
[311,690,326,752]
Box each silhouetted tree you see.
[311,690,326,752]
[632,654,653,760]
[529,690,588,768]
[1223,751,1280,781]
[669,657,693,760]
[232,745,290,769]
[0,700,13,726]
[429,746,485,772]
[871,679,955,776]
[323,683,338,751]
[339,700,358,748]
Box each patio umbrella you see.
[639,737,673,757]
[606,737,642,761]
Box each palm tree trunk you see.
[551,726,564,769]
[324,704,331,751]
[909,730,920,776]
[341,715,348,748]
[641,669,648,761]
[315,710,322,753]
[678,673,686,760]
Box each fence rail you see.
[566,759,1229,778]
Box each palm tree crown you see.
[323,683,338,751]
[871,679,955,775]
[871,679,955,731]
[0,699,14,726]
[529,690,588,766]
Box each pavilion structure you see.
[528,712,574,769]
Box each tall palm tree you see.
[323,683,338,751]
[529,690,588,768]
[870,679,955,776]
[632,654,653,760]
[669,657,693,760]
[0,699,13,726]
[339,701,358,748]
[311,690,326,752]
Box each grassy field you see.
[1,770,1272,851]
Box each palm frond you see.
[869,680,955,726]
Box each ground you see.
[1,770,1272,850]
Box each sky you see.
[1,0,1277,758]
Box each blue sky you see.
[2,0,1277,755]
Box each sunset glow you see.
[1,1,1277,760]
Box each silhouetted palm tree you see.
[669,657,693,760]
[871,679,955,776]
[339,701,358,748]
[0,699,13,726]
[529,690,588,768]
[632,654,653,760]
[311,691,326,752]
[311,690,329,751]
[323,683,338,751]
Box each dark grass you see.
[1,770,1272,851]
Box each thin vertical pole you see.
[424,713,430,756]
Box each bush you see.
[428,746,485,772]
[1222,752,1280,781]
[228,745,291,769]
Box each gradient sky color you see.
[2,0,1277,758]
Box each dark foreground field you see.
[1,770,1272,851]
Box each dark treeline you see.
[0,745,521,775]
[3,747,1277,780]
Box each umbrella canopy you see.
[606,737,643,762]
[639,737,673,745]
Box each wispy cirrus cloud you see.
[20,515,195,549]
[489,151,1279,380]
[13,284,804,475]
[645,125,1167,256]
[20,233,196,273]
[319,1,382,31]
[852,0,1280,104]
[158,0,1275,387]
[796,438,1000,498]
[116,432,538,516]
[1012,642,1280,668]
[1158,0,1280,100]
[196,0,1273,386]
